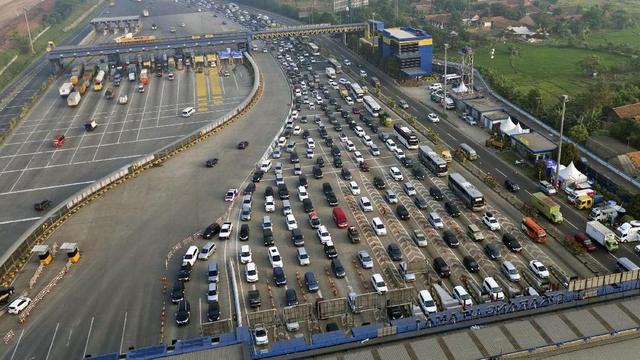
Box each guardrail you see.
[0,52,262,286]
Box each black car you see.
[324,242,338,258]
[170,281,185,303]
[291,228,304,246]
[265,186,274,198]
[252,170,264,183]
[175,300,191,326]
[302,129,310,139]
[504,179,520,192]
[373,176,386,190]
[331,258,346,278]
[445,201,461,217]
[412,166,426,180]
[485,243,502,260]
[177,263,192,282]
[430,186,444,200]
[278,184,289,199]
[333,156,343,168]
[299,174,308,187]
[331,145,341,157]
[401,157,414,168]
[322,182,333,195]
[237,141,249,149]
[503,233,523,252]
[319,128,328,139]
[325,137,334,146]
[207,300,220,322]
[433,257,451,278]
[396,204,410,220]
[334,123,342,131]
[369,123,379,133]
[263,228,274,246]
[248,290,261,308]
[273,267,287,286]
[285,288,298,306]
[202,223,221,239]
[302,198,314,213]
[326,192,338,206]
[341,167,352,180]
[313,165,323,179]
[463,256,480,273]
[239,224,250,241]
[244,182,256,195]
[34,200,52,211]
[329,98,337,105]
[387,305,403,320]
[290,151,300,163]
[316,157,325,168]
[387,243,403,261]
[414,195,428,210]
[206,158,218,167]
[442,230,460,248]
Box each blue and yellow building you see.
[373,22,433,78]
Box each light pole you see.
[24,8,35,54]
[555,95,569,188]
[442,43,449,111]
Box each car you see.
[503,233,523,252]
[177,263,192,282]
[254,325,269,345]
[239,245,252,264]
[245,261,259,283]
[384,190,398,204]
[412,229,428,247]
[118,94,128,104]
[463,255,480,273]
[7,296,31,314]
[285,214,298,230]
[219,222,233,239]
[359,70,367,77]
[430,186,444,200]
[429,83,443,91]
[182,246,199,266]
[396,204,410,220]
[467,224,485,242]
[394,148,406,160]
[428,212,444,229]
[353,151,364,163]
[385,138,397,151]
[399,99,409,109]
[348,181,360,195]
[373,176,385,189]
[504,179,520,192]
[237,141,249,149]
[224,188,238,202]
[485,243,502,260]
[413,194,428,210]
[453,286,473,307]
[297,247,310,266]
[264,196,275,213]
[339,133,348,143]
[293,125,301,135]
[252,170,264,183]
[443,230,460,247]
[387,243,403,261]
[207,300,220,322]
[338,78,348,84]
[268,247,283,268]
[205,158,218,167]
[445,201,461,217]
[359,160,370,172]
[202,223,221,239]
[482,212,500,231]
[305,271,319,292]
[539,180,556,195]
[207,282,219,302]
[170,282,185,303]
[299,174,308,187]
[359,197,373,212]
[198,242,216,260]
[371,273,388,294]
[371,217,387,236]
[272,148,282,159]
[345,96,354,105]
[317,225,332,244]
[293,163,302,175]
[427,113,440,123]
[389,167,403,181]
[358,250,374,269]
[175,300,191,326]
[529,260,550,279]
[273,266,287,286]
[341,167,352,180]
[313,165,323,179]
[412,165,426,180]
[403,182,416,196]
[573,233,597,252]
[324,240,338,258]
[501,261,521,282]
[333,156,342,167]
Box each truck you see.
[69,63,84,85]
[67,92,81,107]
[531,192,563,224]
[370,77,380,88]
[140,68,149,84]
[325,67,336,79]
[207,54,217,67]
[74,81,88,95]
[142,8,149,17]
[194,54,205,72]
[168,57,176,72]
[616,220,640,243]
[93,70,105,91]
[432,284,461,311]
[435,145,452,162]
[128,66,136,81]
[589,202,625,223]
[586,220,619,251]
[338,85,349,99]
[83,64,98,81]
[59,82,74,97]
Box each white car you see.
[429,83,443,91]
[529,260,550,279]
[453,286,473,307]
[371,217,387,236]
[344,59,351,66]
[224,188,238,202]
[394,148,406,160]
[353,151,364,163]
[268,246,283,268]
[363,135,373,146]
[317,225,332,244]
[182,245,199,266]
[339,133,348,143]
[254,325,269,345]
[427,113,440,123]
[293,125,301,135]
[338,78,348,84]
[290,110,299,119]
[399,99,409,109]
[298,186,308,201]
[265,196,276,213]
[306,148,314,159]
[307,138,315,149]
[389,167,403,181]
[359,197,373,212]
[359,70,367,77]
[345,140,356,152]
[345,96,354,105]
[219,222,233,239]
[348,181,361,195]
[259,160,272,172]
[385,139,397,152]
[403,182,416,196]
[370,144,381,156]
[207,282,218,302]
[181,107,196,117]
[482,212,500,231]
[371,273,388,294]
[354,126,365,137]
[239,245,252,264]
[428,212,444,229]
[7,296,31,315]
[285,214,298,230]
[246,262,258,282]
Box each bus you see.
[522,217,546,243]
[418,145,448,176]
[300,35,310,44]
[328,58,342,73]
[93,70,105,91]
[448,172,485,211]
[362,95,381,117]
[308,42,320,56]
[394,124,420,150]
[349,82,364,102]
[441,73,461,82]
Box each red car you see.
[52,135,65,147]
[573,233,596,252]
[352,107,362,114]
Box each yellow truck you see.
[194,55,205,72]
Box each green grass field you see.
[558,0,640,14]
[474,42,628,105]
[588,25,640,51]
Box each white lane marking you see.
[82,317,94,358]
[524,189,532,196]
[135,83,152,141]
[45,322,60,360]
[199,297,202,325]
[115,84,135,145]
[0,217,41,225]
[119,311,127,354]
[495,168,506,177]
[565,219,579,230]
[446,132,455,140]
[175,69,182,113]
[156,78,166,128]
[0,180,95,196]
[0,154,145,176]
[9,329,24,360]
[66,328,73,347]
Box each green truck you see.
[531,192,563,224]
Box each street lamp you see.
[23,7,35,54]
[442,43,449,111]
[554,95,569,188]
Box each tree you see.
[535,160,546,180]
[568,123,589,143]
[627,194,640,220]
[533,12,554,35]
[523,88,543,115]
[554,142,580,165]
[10,32,30,54]
[579,55,604,76]
[610,9,635,29]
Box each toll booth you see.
[61,243,80,263]
[231,51,243,64]
[90,16,141,35]
[31,245,52,265]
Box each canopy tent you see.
[452,82,469,93]
[499,118,516,134]
[557,161,588,183]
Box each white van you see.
[460,143,478,160]
[418,289,437,314]
[371,217,387,236]
[198,242,216,260]
[483,277,505,301]
[181,107,196,117]
[182,245,199,266]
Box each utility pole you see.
[555,95,569,188]
[24,8,35,54]
[395,0,398,23]
[443,43,449,111]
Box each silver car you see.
[357,250,374,269]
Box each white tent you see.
[557,161,587,183]
[452,82,469,93]
[499,118,516,134]
[505,122,529,136]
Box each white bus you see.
[308,42,320,56]
[394,124,419,150]
[328,58,342,73]
[448,172,485,211]
[441,73,461,82]
[363,95,381,117]
[349,82,364,102]
[418,145,448,176]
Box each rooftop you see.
[465,98,502,113]
[612,102,640,120]
[512,132,557,153]
[483,110,510,121]
[401,68,431,77]
[384,27,431,41]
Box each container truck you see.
[83,64,98,81]
[326,67,336,79]
[616,221,640,243]
[586,220,619,251]
[128,66,136,81]
[59,82,74,97]
[139,68,149,84]
[69,63,84,85]
[67,92,81,107]
[93,70,105,91]
[531,192,563,224]
[74,81,88,95]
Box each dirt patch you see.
[0,0,55,52]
